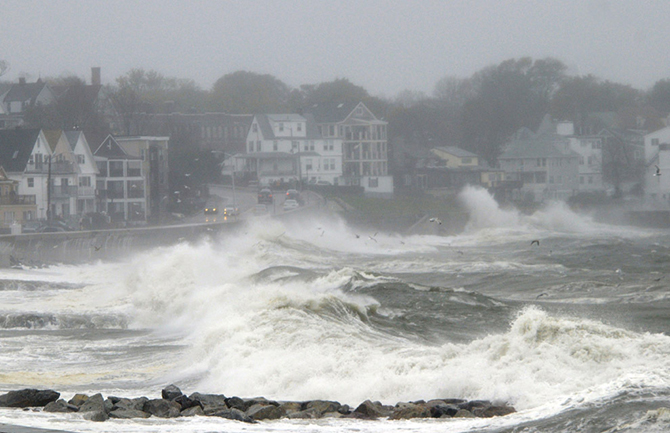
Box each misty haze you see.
[1,1,670,432]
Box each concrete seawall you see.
[0,220,244,267]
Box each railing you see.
[259,170,297,176]
[0,194,36,205]
[50,185,78,199]
[25,161,76,174]
[77,186,96,198]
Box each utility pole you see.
[46,155,52,221]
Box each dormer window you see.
[297,123,302,132]
[279,123,284,132]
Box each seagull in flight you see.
[530,240,540,246]
[654,165,661,176]
[429,217,442,225]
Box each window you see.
[27,178,34,187]
[304,142,309,151]
[273,141,278,151]
[292,141,298,152]
[297,123,302,132]
[306,159,313,171]
[77,154,85,164]
[253,123,258,132]
[279,123,284,132]
[248,141,253,152]
[256,141,261,152]
[329,125,335,136]
[368,177,378,188]
[79,176,91,187]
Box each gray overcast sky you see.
[2,0,670,98]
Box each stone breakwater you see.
[0,386,516,423]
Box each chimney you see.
[91,67,101,86]
[18,77,26,85]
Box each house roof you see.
[2,79,47,104]
[433,146,477,158]
[499,123,581,160]
[254,113,323,140]
[305,101,360,123]
[42,129,63,152]
[0,129,41,172]
[94,135,140,160]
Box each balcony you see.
[258,169,297,176]
[77,186,96,198]
[50,185,78,199]
[0,194,36,205]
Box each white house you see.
[65,131,99,215]
[306,101,393,197]
[643,126,670,206]
[235,113,343,187]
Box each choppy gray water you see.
[0,187,669,432]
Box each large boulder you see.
[189,392,227,413]
[68,394,89,407]
[162,384,183,401]
[303,400,341,416]
[79,393,106,413]
[247,403,286,420]
[113,397,149,412]
[352,400,389,419]
[389,402,431,420]
[143,399,181,418]
[209,407,256,423]
[0,389,60,407]
[43,399,78,413]
[180,405,205,417]
[109,408,151,419]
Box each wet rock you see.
[113,397,149,412]
[426,400,459,418]
[83,410,109,422]
[162,384,183,401]
[0,389,60,407]
[78,393,105,414]
[67,394,88,407]
[223,396,244,411]
[473,404,516,418]
[287,408,319,419]
[143,398,181,418]
[247,403,286,420]
[278,401,302,414]
[389,402,431,420]
[181,405,204,417]
[189,392,227,413]
[109,408,151,419]
[304,400,341,416]
[454,409,475,418]
[209,407,256,423]
[43,399,78,413]
[458,399,491,412]
[352,400,388,419]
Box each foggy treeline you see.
[6,56,670,171]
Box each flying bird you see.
[354,234,360,239]
[531,240,540,246]
[368,235,378,243]
[429,217,442,225]
[654,165,661,176]
[94,245,101,251]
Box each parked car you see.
[283,199,300,211]
[258,188,273,204]
[223,206,239,217]
[21,221,42,234]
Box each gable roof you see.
[0,129,41,172]
[254,113,323,140]
[2,79,48,105]
[433,146,478,158]
[94,135,138,159]
[305,101,361,123]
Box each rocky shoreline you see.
[0,386,516,423]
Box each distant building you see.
[0,166,36,230]
[43,130,80,219]
[431,146,479,168]
[498,118,580,202]
[643,126,670,206]
[93,135,148,223]
[64,131,99,215]
[306,101,393,197]
[0,78,56,129]
[233,113,343,187]
[137,112,252,155]
[0,129,52,220]
[113,136,169,222]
